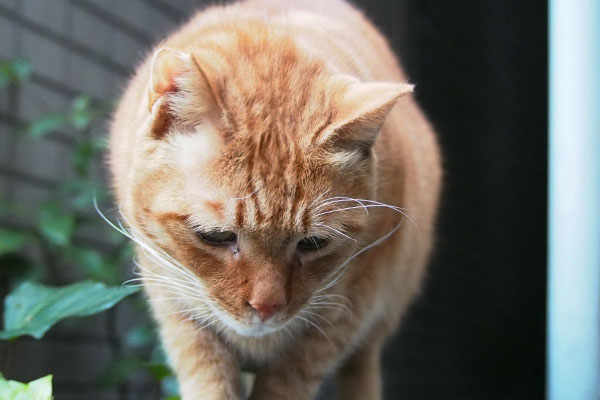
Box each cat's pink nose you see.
[249,301,283,320]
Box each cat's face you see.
[128,46,411,337]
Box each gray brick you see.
[13,135,69,183]
[85,0,117,13]
[5,336,114,384]
[68,53,117,99]
[18,81,70,121]
[0,120,15,165]
[70,4,111,55]
[21,0,68,33]
[0,14,19,56]
[94,0,157,38]
[20,30,70,84]
[163,0,203,15]
[109,31,145,73]
[0,0,20,11]
[10,181,52,210]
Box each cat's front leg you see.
[158,314,242,400]
[144,282,242,399]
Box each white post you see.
[548,0,600,399]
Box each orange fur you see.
[109,0,441,399]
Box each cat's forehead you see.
[165,130,325,232]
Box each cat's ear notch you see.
[319,80,414,152]
[147,47,221,139]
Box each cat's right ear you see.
[146,47,221,139]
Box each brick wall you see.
[0,1,199,399]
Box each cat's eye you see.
[197,230,237,246]
[297,236,329,251]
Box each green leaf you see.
[68,96,93,130]
[24,114,68,139]
[37,202,75,246]
[0,373,52,400]
[146,363,172,381]
[125,323,155,349]
[65,246,121,284]
[0,280,139,340]
[59,178,106,210]
[71,139,96,177]
[0,59,32,89]
[0,228,31,256]
[97,356,144,388]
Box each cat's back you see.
[182,0,405,82]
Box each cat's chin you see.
[216,311,286,338]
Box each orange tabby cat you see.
[109,0,441,398]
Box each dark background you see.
[356,1,548,399]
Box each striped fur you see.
[109,0,441,399]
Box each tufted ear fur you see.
[319,79,413,152]
[147,48,221,139]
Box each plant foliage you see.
[0,281,138,340]
[0,373,52,400]
[0,59,179,398]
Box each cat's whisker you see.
[126,270,201,289]
[126,267,205,292]
[307,301,352,315]
[316,223,356,242]
[300,309,335,327]
[231,186,260,201]
[308,191,330,209]
[314,196,369,215]
[158,306,212,318]
[134,282,207,302]
[317,221,403,294]
[113,212,198,280]
[311,195,419,231]
[312,293,350,302]
[129,277,207,299]
[149,296,201,302]
[282,324,294,339]
[296,313,332,344]
[193,316,219,331]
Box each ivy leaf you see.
[0,280,139,340]
[125,323,155,349]
[97,356,144,388]
[0,228,31,256]
[24,114,68,139]
[146,363,173,380]
[0,373,52,400]
[69,95,93,130]
[65,247,120,284]
[37,202,75,246]
[71,139,96,177]
[59,178,106,210]
[0,59,32,89]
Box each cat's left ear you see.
[319,80,414,148]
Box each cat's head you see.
[124,39,411,337]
